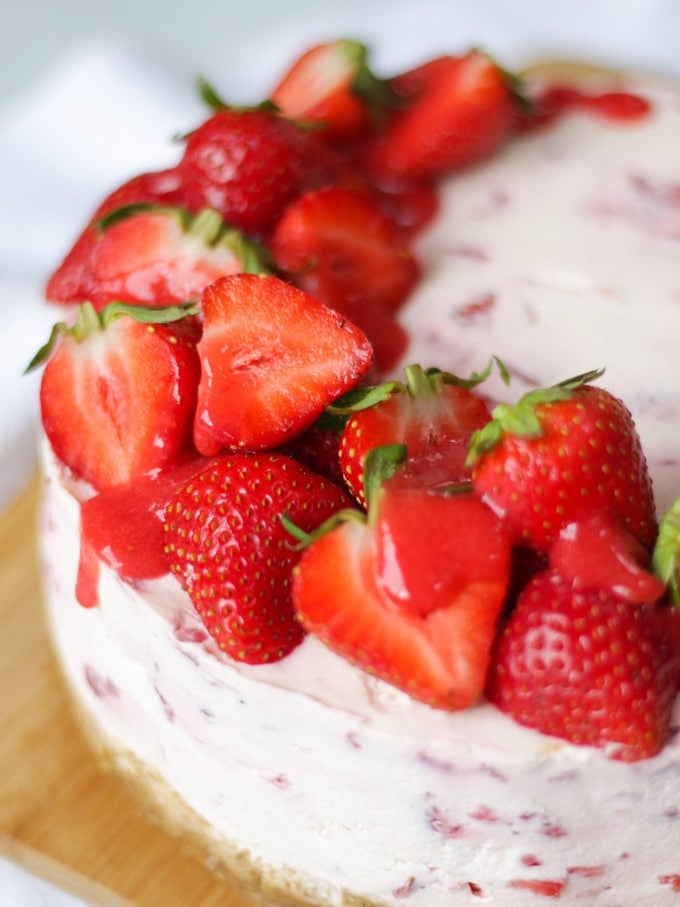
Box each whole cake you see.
[34,41,680,905]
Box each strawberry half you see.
[270,38,394,141]
[163,452,354,664]
[193,273,373,455]
[487,568,680,761]
[270,186,420,314]
[49,205,265,310]
[270,186,418,372]
[362,50,518,180]
[468,370,657,552]
[31,301,200,490]
[292,481,511,709]
[335,363,494,507]
[46,168,188,304]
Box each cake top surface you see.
[33,41,680,766]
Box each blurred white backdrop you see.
[5,0,680,106]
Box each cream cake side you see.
[38,60,680,906]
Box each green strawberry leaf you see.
[653,497,680,606]
[25,300,200,372]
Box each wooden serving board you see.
[0,478,263,907]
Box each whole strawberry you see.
[467,370,657,551]
[487,568,679,761]
[179,103,336,238]
[163,452,354,664]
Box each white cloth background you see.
[1,0,679,902]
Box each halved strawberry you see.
[292,483,511,709]
[46,168,188,304]
[335,363,493,507]
[163,452,354,664]
[270,38,394,141]
[362,50,519,180]
[193,273,373,455]
[49,205,265,310]
[31,301,200,490]
[270,186,420,314]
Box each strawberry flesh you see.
[293,486,511,709]
[193,273,373,453]
[40,313,200,490]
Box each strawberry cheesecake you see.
[35,42,680,905]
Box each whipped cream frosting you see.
[403,76,680,515]
[41,71,680,905]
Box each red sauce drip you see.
[527,85,651,128]
[76,537,100,609]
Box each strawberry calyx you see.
[95,203,268,274]
[196,78,280,117]
[339,39,401,123]
[466,367,605,464]
[653,497,680,606]
[328,358,506,420]
[283,442,406,549]
[26,299,199,373]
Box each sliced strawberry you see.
[362,50,518,180]
[336,363,493,507]
[163,452,354,664]
[193,273,373,454]
[50,205,264,311]
[487,568,680,761]
[46,168,188,304]
[32,302,200,490]
[270,186,420,315]
[270,39,394,141]
[292,485,511,709]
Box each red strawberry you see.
[467,370,657,552]
[292,483,511,709]
[31,301,200,490]
[487,567,680,761]
[270,186,419,315]
[193,273,373,455]
[50,205,266,310]
[179,104,337,237]
[336,363,492,507]
[270,38,394,141]
[163,452,354,664]
[47,168,188,304]
[362,50,518,180]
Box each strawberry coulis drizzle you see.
[526,85,651,129]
